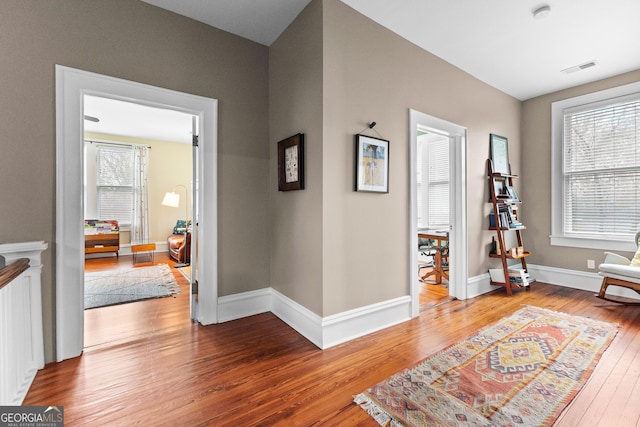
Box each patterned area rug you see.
[85,264,181,309]
[355,306,618,426]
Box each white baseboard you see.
[466,273,495,298]
[217,288,412,349]
[271,289,324,347]
[217,288,271,323]
[215,264,639,352]
[527,264,640,300]
[319,295,411,349]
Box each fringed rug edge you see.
[354,393,404,427]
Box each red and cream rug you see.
[355,305,618,426]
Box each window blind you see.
[417,134,449,229]
[563,98,640,237]
[96,145,134,225]
[427,138,449,228]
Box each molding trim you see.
[320,295,411,349]
[217,288,271,323]
[528,263,640,300]
[271,289,324,347]
[466,272,495,298]
[217,288,412,349]
[215,264,640,352]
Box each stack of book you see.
[489,267,535,287]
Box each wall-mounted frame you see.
[355,134,389,193]
[489,133,510,175]
[278,133,305,191]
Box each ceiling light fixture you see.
[533,5,551,20]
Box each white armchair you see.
[597,232,640,305]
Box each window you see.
[417,132,449,229]
[96,144,134,226]
[551,81,640,250]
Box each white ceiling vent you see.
[561,60,598,74]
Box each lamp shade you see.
[162,191,180,208]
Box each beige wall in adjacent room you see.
[0,1,270,362]
[521,69,640,271]
[269,0,324,314]
[321,0,522,316]
[84,133,192,245]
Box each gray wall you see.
[320,0,521,316]
[267,0,522,318]
[7,0,625,363]
[0,0,270,362]
[522,69,640,271]
[269,1,325,314]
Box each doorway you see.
[416,129,452,309]
[82,95,195,345]
[409,109,467,317]
[56,65,218,361]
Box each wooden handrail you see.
[0,258,30,291]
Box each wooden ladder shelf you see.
[487,159,533,295]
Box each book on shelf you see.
[489,268,535,286]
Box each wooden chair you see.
[596,231,640,305]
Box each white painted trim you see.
[56,65,218,361]
[216,288,412,350]
[409,110,468,317]
[321,295,411,349]
[466,272,496,299]
[205,264,640,352]
[551,81,640,251]
[0,241,48,405]
[271,288,324,348]
[527,263,640,300]
[217,288,272,323]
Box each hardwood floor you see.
[25,260,640,426]
[82,253,191,349]
[419,268,453,311]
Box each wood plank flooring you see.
[24,257,640,426]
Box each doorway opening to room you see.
[82,95,196,348]
[56,65,218,362]
[416,128,453,310]
[409,109,467,317]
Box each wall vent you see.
[561,60,598,74]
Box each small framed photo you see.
[505,185,519,201]
[355,134,389,193]
[278,133,304,191]
[489,133,510,175]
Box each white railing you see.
[0,241,48,405]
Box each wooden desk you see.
[418,230,449,284]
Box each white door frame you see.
[55,65,218,361]
[409,109,467,317]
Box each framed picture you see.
[493,180,507,199]
[489,133,510,174]
[355,134,389,193]
[505,185,519,201]
[278,133,305,191]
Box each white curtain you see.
[131,145,150,243]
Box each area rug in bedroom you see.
[355,305,618,426]
[84,264,181,309]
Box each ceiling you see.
[89,0,640,141]
[84,95,194,144]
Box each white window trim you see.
[551,80,640,252]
